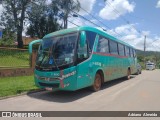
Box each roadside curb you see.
[0,89,44,100]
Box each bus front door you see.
[76,42,91,89]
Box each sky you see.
[68,0,160,51]
[0,0,160,51]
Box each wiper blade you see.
[39,54,45,67]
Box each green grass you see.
[0,76,38,97]
[0,49,30,68]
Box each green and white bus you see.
[29,26,137,92]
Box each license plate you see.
[45,87,53,91]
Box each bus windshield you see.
[36,32,78,70]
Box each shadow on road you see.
[27,75,136,103]
[101,75,135,90]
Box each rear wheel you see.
[136,70,139,75]
[91,73,102,92]
[126,69,131,80]
[139,70,142,74]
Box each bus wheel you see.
[91,73,102,92]
[126,69,131,80]
[136,70,139,75]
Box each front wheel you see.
[91,73,102,92]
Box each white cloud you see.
[68,17,84,28]
[114,24,138,35]
[107,24,160,51]
[0,4,3,16]
[122,34,137,40]
[68,19,160,51]
[99,0,135,20]
[156,0,160,8]
[68,17,98,28]
[76,0,96,15]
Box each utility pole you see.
[144,35,146,68]
[144,35,146,52]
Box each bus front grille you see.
[38,82,59,88]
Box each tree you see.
[0,0,37,48]
[58,0,80,29]
[0,28,16,46]
[26,0,61,38]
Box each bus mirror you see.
[29,39,42,54]
[80,31,86,48]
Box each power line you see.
[105,1,142,35]
[71,11,103,29]
[67,19,79,27]
[73,0,110,30]
[59,13,80,28]
[146,38,160,48]
[72,1,125,38]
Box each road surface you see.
[0,69,160,120]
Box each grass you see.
[0,49,30,68]
[0,76,38,98]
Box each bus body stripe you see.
[93,52,128,58]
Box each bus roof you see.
[43,26,134,49]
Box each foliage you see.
[137,49,160,68]
[0,0,81,46]
[26,0,80,37]
[0,29,16,46]
[58,0,80,28]
[0,0,38,48]
[26,0,61,38]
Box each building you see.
[22,36,39,45]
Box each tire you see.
[136,70,139,75]
[126,69,131,80]
[139,70,142,74]
[91,73,102,92]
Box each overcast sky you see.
[0,0,160,51]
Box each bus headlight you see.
[34,74,39,79]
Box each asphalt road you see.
[0,69,160,120]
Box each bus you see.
[29,26,137,92]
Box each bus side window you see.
[125,46,130,57]
[86,31,97,52]
[130,48,133,57]
[109,40,118,55]
[97,36,109,53]
[118,43,125,56]
[133,49,136,57]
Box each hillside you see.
[136,49,160,68]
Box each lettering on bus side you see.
[53,73,60,77]
[92,62,102,67]
[62,71,76,79]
